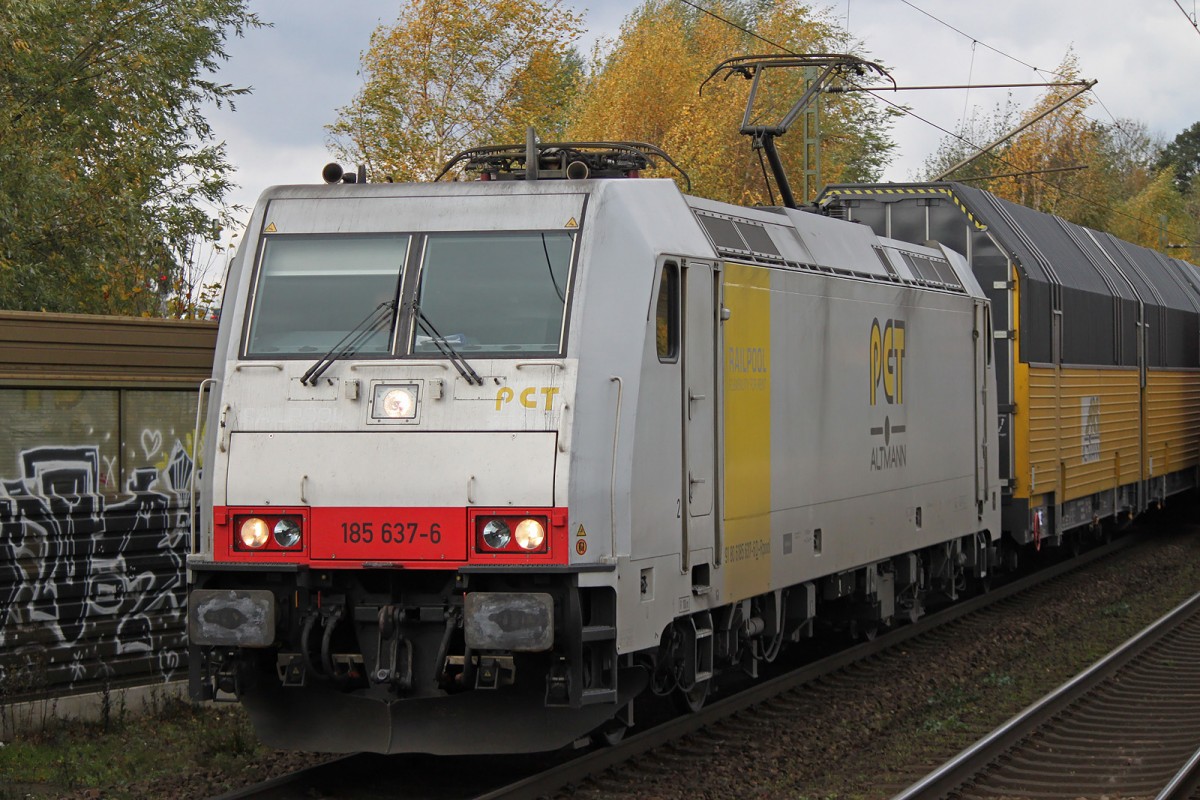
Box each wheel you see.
[673,679,709,713]
[591,716,628,746]
[966,574,992,597]
[849,620,878,641]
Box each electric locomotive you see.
[187,137,1001,754]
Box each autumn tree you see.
[0,0,259,315]
[957,52,1111,225]
[922,50,1199,253]
[569,0,897,205]
[327,0,585,182]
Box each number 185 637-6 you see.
[340,521,442,545]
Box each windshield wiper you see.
[541,233,565,303]
[301,300,395,386]
[413,305,483,386]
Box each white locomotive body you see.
[188,174,998,753]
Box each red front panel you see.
[212,506,569,568]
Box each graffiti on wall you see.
[0,388,199,696]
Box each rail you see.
[1158,742,1200,800]
[204,534,1147,800]
[892,590,1200,799]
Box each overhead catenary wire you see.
[848,77,1200,248]
[676,0,790,53]
[897,0,1067,79]
[897,0,1145,147]
[955,164,1089,182]
[932,80,1097,180]
[668,0,1200,249]
[961,39,977,124]
[850,76,1200,242]
[882,1,1198,245]
[670,0,1200,249]
[1171,0,1200,37]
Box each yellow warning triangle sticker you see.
[564,217,578,229]
[576,524,587,537]
[264,222,277,233]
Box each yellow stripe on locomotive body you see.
[721,262,772,601]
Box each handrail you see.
[189,378,217,555]
[609,376,623,558]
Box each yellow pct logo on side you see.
[495,386,560,411]
[869,318,906,406]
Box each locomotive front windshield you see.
[243,230,574,358]
[413,232,573,354]
[245,234,409,356]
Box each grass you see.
[918,686,976,734]
[1101,600,1133,618]
[0,691,268,799]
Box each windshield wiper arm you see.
[301,300,395,386]
[413,306,483,386]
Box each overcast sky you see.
[206,0,1200,245]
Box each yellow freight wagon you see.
[819,183,1200,550]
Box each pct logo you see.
[869,318,906,406]
[869,318,908,472]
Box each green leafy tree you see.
[1091,119,1160,201]
[920,98,1019,186]
[1156,121,1200,195]
[327,0,585,182]
[0,0,260,315]
[1108,167,1199,251]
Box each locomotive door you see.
[681,259,718,574]
[974,300,990,513]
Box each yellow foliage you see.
[1108,168,1200,251]
[329,0,584,181]
[332,0,893,201]
[988,53,1106,222]
[569,0,894,204]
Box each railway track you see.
[894,590,1200,800]
[208,532,1156,800]
[207,751,563,799]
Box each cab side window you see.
[656,262,679,362]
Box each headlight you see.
[481,519,512,550]
[372,384,418,419]
[273,518,301,548]
[514,518,546,550]
[239,518,269,549]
